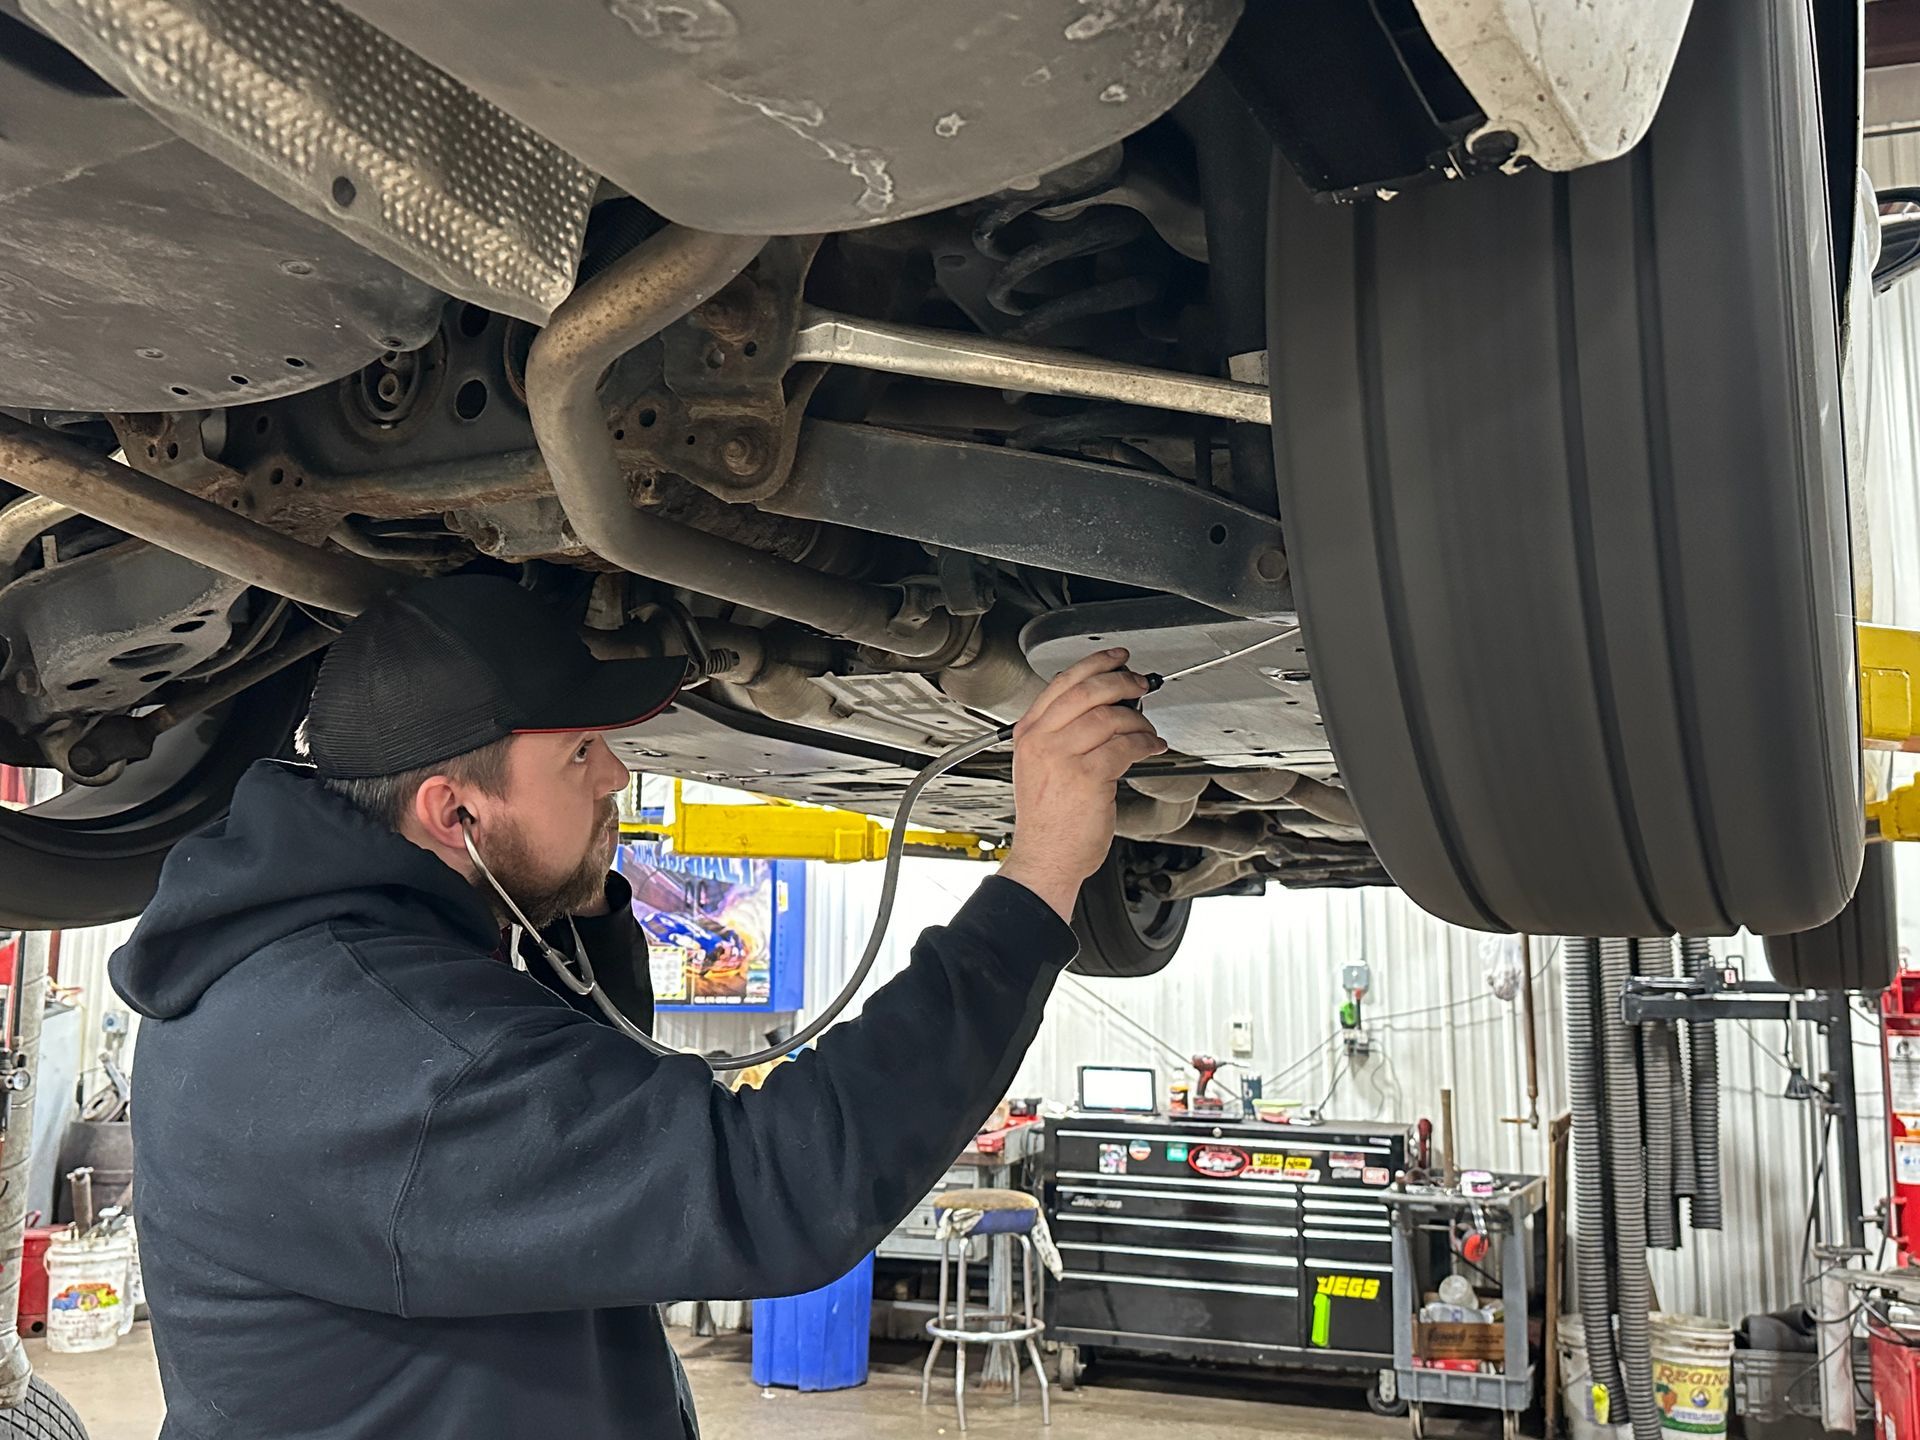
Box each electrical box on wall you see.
[618,840,808,1012]
[1229,1018,1254,1057]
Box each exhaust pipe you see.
[527,226,958,659]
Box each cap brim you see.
[510,655,687,736]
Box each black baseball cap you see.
[305,575,687,780]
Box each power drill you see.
[1190,1054,1225,1111]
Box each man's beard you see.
[474,797,620,930]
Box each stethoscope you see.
[456,719,1007,1072]
[462,817,671,1054]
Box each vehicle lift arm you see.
[621,779,1006,863]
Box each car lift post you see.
[0,928,51,1406]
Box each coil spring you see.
[971,193,1163,345]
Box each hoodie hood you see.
[111,761,499,1019]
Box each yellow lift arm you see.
[621,779,1006,863]
[1859,624,1920,842]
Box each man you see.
[110,573,1164,1439]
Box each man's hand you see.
[998,648,1167,922]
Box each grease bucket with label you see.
[1652,1312,1735,1440]
[45,1231,130,1354]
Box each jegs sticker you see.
[1188,1145,1249,1178]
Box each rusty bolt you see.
[696,281,758,344]
[721,430,768,477]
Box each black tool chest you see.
[1043,1115,1406,1372]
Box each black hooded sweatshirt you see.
[110,761,1076,1439]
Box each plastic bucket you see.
[45,1232,130,1354]
[751,1253,874,1391]
[1561,1314,1631,1440]
[1652,1312,1735,1440]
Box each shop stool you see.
[920,1188,1050,1430]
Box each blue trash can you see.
[750,1253,874,1392]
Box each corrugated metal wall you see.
[56,919,139,1091]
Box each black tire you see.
[0,662,313,929]
[1764,842,1897,991]
[1069,842,1191,978]
[1266,0,1859,937]
[0,1378,88,1440]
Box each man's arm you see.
[391,875,1073,1314]
[389,651,1163,1316]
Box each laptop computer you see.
[1076,1064,1159,1116]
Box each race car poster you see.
[617,841,807,1012]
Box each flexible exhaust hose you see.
[1680,937,1723,1229]
[1565,938,1626,1409]
[1671,1017,1697,1209]
[1636,939,1680,1250]
[1600,937,1660,1440]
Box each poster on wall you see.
[618,840,807,1012]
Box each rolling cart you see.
[1382,1174,1544,1440]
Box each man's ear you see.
[410,774,470,851]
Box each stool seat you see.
[933,1189,1039,1236]
[933,1188,1041,1214]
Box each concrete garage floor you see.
[32,1324,1484,1440]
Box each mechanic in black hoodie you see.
[109,573,1165,1440]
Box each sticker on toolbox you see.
[1247,1152,1289,1178]
[1098,1143,1128,1175]
[1165,1142,1189,1163]
[1128,1140,1152,1163]
[1331,1168,1364,1182]
[1899,1138,1920,1187]
[1316,1274,1383,1300]
[1363,1167,1392,1186]
[1188,1144,1248,1178]
[1284,1155,1314,1171]
[1331,1152,1365,1170]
